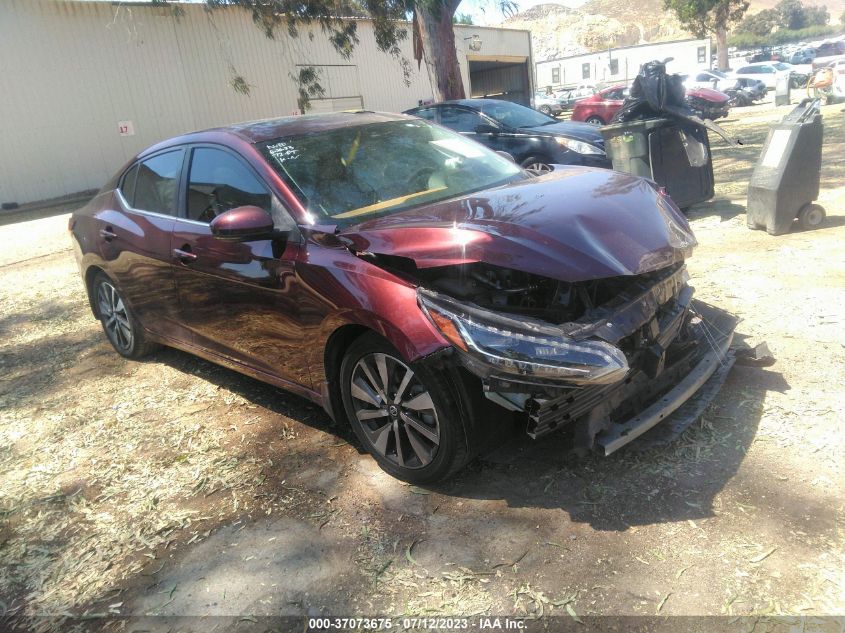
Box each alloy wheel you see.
[349,353,440,469]
[525,162,552,172]
[98,281,133,352]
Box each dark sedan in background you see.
[70,111,736,483]
[404,99,610,171]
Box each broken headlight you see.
[418,287,628,385]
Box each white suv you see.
[684,69,734,91]
[731,62,791,89]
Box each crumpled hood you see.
[337,167,696,283]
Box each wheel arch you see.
[315,312,448,424]
[84,264,108,319]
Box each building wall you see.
[0,0,530,205]
[535,38,712,90]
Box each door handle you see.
[99,227,117,241]
[173,247,197,263]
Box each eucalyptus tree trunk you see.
[414,0,466,101]
[715,25,729,70]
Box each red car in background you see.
[570,84,628,125]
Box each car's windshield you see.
[473,100,556,128]
[773,62,791,70]
[258,119,525,225]
[711,69,728,78]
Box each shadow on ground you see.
[140,338,782,538]
[433,364,782,531]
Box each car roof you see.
[418,98,523,109]
[599,83,628,93]
[190,111,410,144]
[137,110,415,160]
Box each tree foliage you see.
[735,0,830,41]
[663,0,749,37]
[776,0,807,29]
[736,7,778,35]
[663,0,749,69]
[157,0,514,107]
[200,0,412,108]
[729,22,838,48]
[803,4,830,26]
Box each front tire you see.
[93,272,158,359]
[339,333,469,484]
[539,105,552,115]
[585,115,604,126]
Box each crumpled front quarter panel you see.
[295,242,449,381]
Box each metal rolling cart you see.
[746,98,825,235]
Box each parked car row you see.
[531,85,596,116]
[739,40,845,66]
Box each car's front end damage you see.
[338,167,738,454]
[415,262,737,454]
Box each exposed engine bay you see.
[415,261,654,324]
[410,260,738,455]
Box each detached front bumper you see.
[525,300,737,454]
[437,279,736,454]
[418,263,738,454]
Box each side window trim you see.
[119,163,139,208]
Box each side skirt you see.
[144,329,324,408]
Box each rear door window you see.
[133,150,184,215]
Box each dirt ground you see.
[1,100,844,632]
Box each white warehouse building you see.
[0,0,532,206]
[536,38,712,91]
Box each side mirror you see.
[210,205,274,240]
[474,124,500,135]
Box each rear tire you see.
[93,272,159,359]
[585,115,604,126]
[339,333,470,484]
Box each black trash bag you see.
[612,58,742,146]
[612,58,691,123]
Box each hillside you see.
[502,0,845,62]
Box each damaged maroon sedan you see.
[70,112,737,483]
